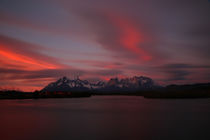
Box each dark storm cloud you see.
[0,10,46,32]
[0,68,24,75]
[158,63,210,82]
[161,66,191,81]
[157,0,210,62]
[0,34,41,51]
[186,25,210,39]
[0,68,81,80]
[94,69,122,76]
[165,70,190,81]
[161,64,210,69]
[183,24,210,60]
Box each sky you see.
[0,0,210,91]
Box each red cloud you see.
[0,35,64,70]
[0,47,58,70]
[0,35,67,91]
[106,12,152,61]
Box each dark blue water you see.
[0,96,210,140]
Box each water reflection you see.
[0,96,210,140]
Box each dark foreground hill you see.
[143,83,210,98]
[0,90,91,99]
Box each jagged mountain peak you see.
[41,75,155,92]
[56,76,69,84]
[107,76,154,89]
[41,76,104,92]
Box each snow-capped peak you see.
[41,76,155,92]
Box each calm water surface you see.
[0,96,210,140]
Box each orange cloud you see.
[0,46,59,70]
[0,35,67,91]
[0,35,64,71]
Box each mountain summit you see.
[41,76,155,92]
[41,76,105,92]
[106,76,155,89]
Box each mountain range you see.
[41,76,156,92]
[1,76,210,99]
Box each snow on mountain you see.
[41,76,155,92]
[106,76,155,89]
[41,76,105,92]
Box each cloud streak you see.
[78,9,157,63]
[106,12,152,61]
[156,63,210,84]
[0,34,64,70]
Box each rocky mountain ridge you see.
[41,76,155,92]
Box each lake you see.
[0,96,210,140]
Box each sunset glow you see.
[0,47,59,70]
[0,0,209,91]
